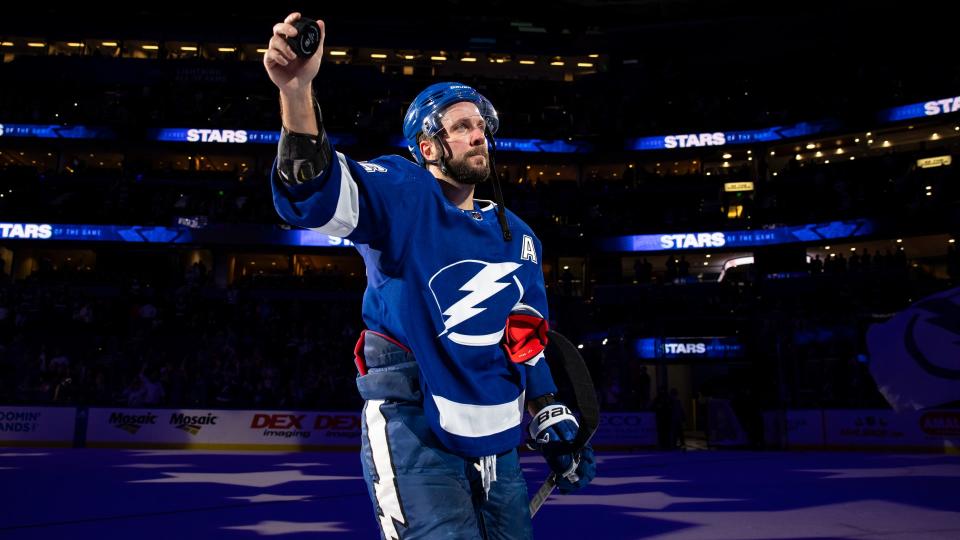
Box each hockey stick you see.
[529,330,600,517]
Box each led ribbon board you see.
[0,123,115,139]
[879,95,960,123]
[625,120,838,151]
[493,138,593,153]
[147,128,356,146]
[0,222,355,248]
[634,337,744,359]
[600,219,875,252]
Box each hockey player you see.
[264,13,595,539]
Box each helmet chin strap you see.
[422,134,453,178]
[486,131,512,242]
[423,132,512,243]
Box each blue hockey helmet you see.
[402,82,499,166]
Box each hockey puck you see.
[286,17,321,58]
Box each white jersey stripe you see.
[308,151,360,237]
[432,391,525,438]
[447,327,505,347]
[364,399,406,540]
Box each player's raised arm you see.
[264,12,330,188]
[265,13,343,233]
[264,14,421,245]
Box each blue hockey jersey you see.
[272,149,558,458]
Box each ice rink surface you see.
[1,447,958,539]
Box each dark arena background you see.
[1,2,959,539]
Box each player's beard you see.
[446,147,490,185]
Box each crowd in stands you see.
[0,262,363,411]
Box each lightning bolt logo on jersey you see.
[429,260,523,347]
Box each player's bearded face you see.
[446,145,489,185]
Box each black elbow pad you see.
[277,99,333,185]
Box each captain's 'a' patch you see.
[521,235,537,264]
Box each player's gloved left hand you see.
[529,402,597,494]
